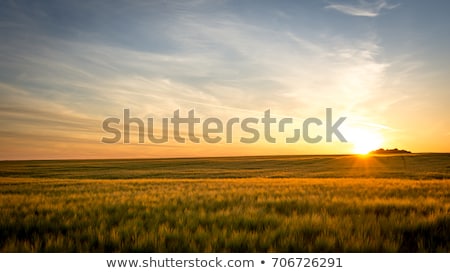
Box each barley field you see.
[0,154,449,252]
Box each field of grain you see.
[0,154,449,252]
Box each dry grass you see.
[1,177,449,252]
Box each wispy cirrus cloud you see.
[325,0,399,17]
[0,1,394,156]
[2,0,448,158]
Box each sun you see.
[347,128,383,154]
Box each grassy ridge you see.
[1,177,449,252]
[1,154,449,179]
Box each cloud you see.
[1,0,416,158]
[325,0,399,17]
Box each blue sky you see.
[0,0,449,159]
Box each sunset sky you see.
[1,0,449,160]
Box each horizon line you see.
[2,152,450,162]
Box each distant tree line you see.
[369,148,412,154]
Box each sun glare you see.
[347,128,383,154]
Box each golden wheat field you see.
[0,154,449,252]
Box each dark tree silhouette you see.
[369,148,412,154]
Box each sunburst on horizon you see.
[347,128,384,155]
